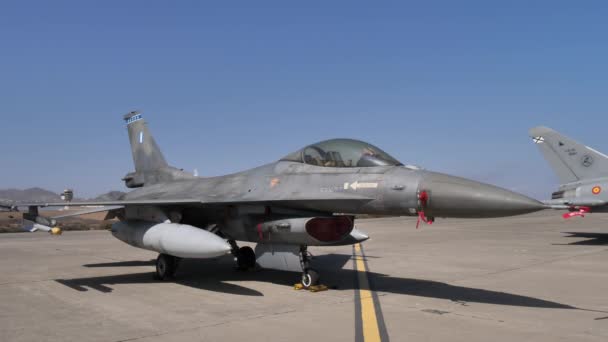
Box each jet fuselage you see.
[545,177,608,211]
[120,160,544,238]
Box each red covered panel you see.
[305,216,354,242]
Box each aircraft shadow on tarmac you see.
[555,232,608,246]
[83,260,157,268]
[54,254,578,310]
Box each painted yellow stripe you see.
[355,243,381,342]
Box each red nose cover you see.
[306,216,354,242]
[563,206,591,219]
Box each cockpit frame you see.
[281,139,403,168]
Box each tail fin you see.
[124,111,168,172]
[122,111,194,188]
[529,126,608,183]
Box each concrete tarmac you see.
[1,211,607,341]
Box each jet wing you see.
[16,195,373,234]
[15,193,374,210]
[51,205,125,219]
[14,199,202,208]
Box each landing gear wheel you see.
[236,246,256,270]
[155,254,179,280]
[301,269,320,289]
[298,245,320,288]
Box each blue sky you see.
[1,1,607,199]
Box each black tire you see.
[301,269,320,288]
[237,246,256,270]
[155,254,177,280]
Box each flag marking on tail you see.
[126,113,142,124]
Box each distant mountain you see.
[0,188,61,203]
[0,188,127,203]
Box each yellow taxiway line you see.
[354,243,387,342]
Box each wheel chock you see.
[293,283,329,292]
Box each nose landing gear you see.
[299,245,320,289]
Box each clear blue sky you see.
[1,1,607,199]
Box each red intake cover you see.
[305,216,354,242]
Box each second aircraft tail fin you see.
[529,126,608,184]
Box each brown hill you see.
[0,187,61,202]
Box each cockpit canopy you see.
[281,139,403,168]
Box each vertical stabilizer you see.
[124,111,169,173]
[529,126,608,183]
[122,111,195,188]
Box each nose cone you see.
[421,172,545,218]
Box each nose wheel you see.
[299,245,319,288]
[301,269,320,288]
[155,253,180,280]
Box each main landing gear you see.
[299,245,319,288]
[155,253,181,280]
[229,240,256,270]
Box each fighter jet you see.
[530,126,608,218]
[16,111,544,288]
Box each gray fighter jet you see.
[17,112,544,287]
[530,126,608,218]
